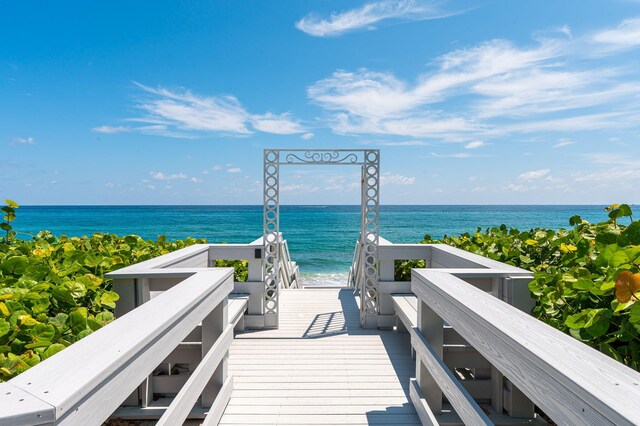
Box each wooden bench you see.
[391,294,493,402]
[228,293,249,331]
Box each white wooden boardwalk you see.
[220,288,420,425]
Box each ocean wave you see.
[299,272,350,287]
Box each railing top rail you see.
[1,268,233,424]
[105,238,268,278]
[105,243,210,276]
[412,269,640,425]
[377,237,528,274]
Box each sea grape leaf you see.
[42,343,65,360]
[69,310,87,335]
[610,251,631,268]
[66,282,86,298]
[30,323,55,341]
[615,271,640,303]
[49,313,68,331]
[9,310,27,328]
[51,286,76,307]
[25,340,51,349]
[629,303,640,333]
[0,319,9,337]
[0,302,9,317]
[99,291,119,309]
[83,253,101,268]
[95,311,114,325]
[4,199,18,209]
[622,221,640,245]
[23,265,51,281]
[569,215,582,226]
[594,244,618,268]
[76,274,102,290]
[1,256,29,275]
[566,308,605,329]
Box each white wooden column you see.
[201,296,228,407]
[417,299,444,413]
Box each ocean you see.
[14,205,609,285]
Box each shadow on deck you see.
[222,288,420,425]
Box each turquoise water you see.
[14,205,609,281]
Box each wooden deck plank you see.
[220,288,420,425]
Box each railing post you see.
[501,276,535,418]
[201,296,228,407]
[136,278,154,407]
[111,278,139,406]
[417,299,443,414]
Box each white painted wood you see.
[233,281,264,317]
[220,288,421,425]
[412,269,640,425]
[106,244,209,276]
[202,296,228,408]
[3,269,233,425]
[417,299,445,414]
[411,327,493,425]
[0,383,55,426]
[202,376,234,426]
[157,325,233,426]
[409,378,440,426]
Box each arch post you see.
[263,149,380,328]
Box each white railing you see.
[369,237,534,328]
[279,237,300,289]
[0,268,234,426]
[347,240,362,290]
[409,269,640,425]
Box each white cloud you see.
[301,132,315,140]
[227,168,242,173]
[592,17,640,50]
[505,183,528,192]
[518,169,550,181]
[380,172,415,185]
[212,165,223,171]
[11,137,35,144]
[464,140,486,149]
[553,138,575,148]
[96,83,305,138]
[134,82,250,135]
[92,125,131,134]
[431,152,473,158]
[151,171,188,181]
[250,112,306,135]
[190,177,203,183]
[375,140,430,146]
[308,19,640,141]
[281,184,319,193]
[295,0,457,37]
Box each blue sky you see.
[2,0,640,205]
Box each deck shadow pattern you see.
[220,288,420,425]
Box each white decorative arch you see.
[263,149,380,328]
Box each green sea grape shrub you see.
[401,204,640,369]
[0,200,207,380]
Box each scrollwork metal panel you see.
[282,150,364,165]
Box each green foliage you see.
[215,259,248,282]
[399,204,640,370]
[1,199,19,243]
[0,200,208,381]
